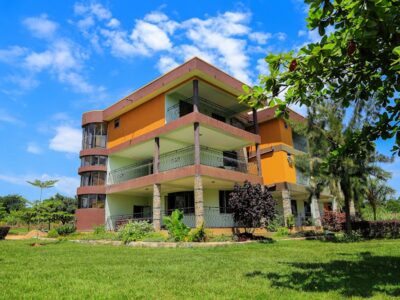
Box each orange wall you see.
[107,94,165,148]
[259,118,293,148]
[260,151,296,185]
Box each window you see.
[219,190,233,213]
[114,118,120,128]
[166,191,194,214]
[80,171,107,186]
[284,121,288,129]
[80,155,108,167]
[78,194,105,208]
[82,123,107,149]
[291,200,298,216]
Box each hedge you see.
[0,226,10,240]
[350,220,400,239]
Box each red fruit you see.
[347,40,356,56]
[289,59,297,72]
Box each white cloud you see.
[49,125,81,154]
[249,32,271,45]
[157,56,178,73]
[23,14,58,39]
[256,58,269,76]
[0,109,24,125]
[276,32,287,41]
[0,46,27,63]
[0,173,79,197]
[130,20,173,52]
[298,30,306,37]
[27,142,42,154]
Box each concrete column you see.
[349,199,356,216]
[153,137,161,231]
[193,79,199,113]
[282,189,292,226]
[311,195,322,227]
[332,198,338,212]
[153,183,161,231]
[194,122,200,165]
[194,174,204,227]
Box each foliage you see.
[27,179,58,201]
[386,199,400,213]
[275,227,289,237]
[47,229,59,238]
[163,209,190,242]
[55,224,76,236]
[208,234,233,242]
[239,0,400,156]
[117,221,154,243]
[266,214,284,232]
[141,232,167,242]
[228,181,276,232]
[290,230,323,238]
[33,197,76,229]
[93,225,106,235]
[351,220,400,239]
[188,222,207,242]
[0,226,10,239]
[322,211,346,232]
[331,232,364,243]
[3,210,24,226]
[0,194,27,214]
[286,215,294,229]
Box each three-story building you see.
[76,57,333,231]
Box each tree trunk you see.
[373,206,377,221]
[340,179,352,234]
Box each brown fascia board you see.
[101,57,249,121]
[250,106,307,124]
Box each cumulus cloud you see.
[49,125,81,154]
[157,56,179,73]
[23,14,58,39]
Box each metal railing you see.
[166,96,252,130]
[296,167,310,186]
[108,146,258,185]
[106,206,236,230]
[82,135,107,149]
[107,161,153,185]
[294,213,315,226]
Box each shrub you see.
[286,215,295,229]
[0,226,10,239]
[266,214,284,232]
[47,229,59,238]
[93,225,106,235]
[322,211,346,232]
[188,222,207,242]
[350,220,400,239]
[56,224,76,236]
[331,232,363,243]
[209,234,232,242]
[118,221,153,243]
[229,181,277,232]
[163,210,190,242]
[275,227,289,237]
[141,232,167,242]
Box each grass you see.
[7,227,29,235]
[1,239,400,299]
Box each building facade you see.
[76,57,333,231]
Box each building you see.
[76,57,333,231]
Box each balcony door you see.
[167,191,194,214]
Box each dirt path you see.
[6,230,47,240]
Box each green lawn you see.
[1,239,399,299]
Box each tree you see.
[386,198,400,213]
[365,178,396,221]
[27,179,58,202]
[32,196,75,230]
[239,0,400,156]
[0,194,27,214]
[228,181,276,234]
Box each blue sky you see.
[0,0,398,201]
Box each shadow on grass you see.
[245,252,400,298]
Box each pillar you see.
[349,199,356,216]
[193,79,199,113]
[332,198,338,212]
[152,137,161,231]
[282,189,292,227]
[311,195,322,227]
[194,121,204,227]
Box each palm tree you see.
[27,179,58,202]
[364,177,395,221]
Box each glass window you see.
[78,194,106,208]
[114,118,120,128]
[82,123,107,149]
[80,171,107,186]
[219,190,233,213]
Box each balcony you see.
[106,206,235,230]
[292,132,308,153]
[295,167,310,186]
[166,96,252,131]
[107,146,258,185]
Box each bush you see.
[0,226,10,240]
[93,225,106,235]
[266,214,284,232]
[322,211,346,232]
[47,229,59,238]
[275,227,289,237]
[56,224,76,236]
[163,210,190,242]
[209,234,233,242]
[141,232,167,242]
[118,221,153,243]
[331,232,363,243]
[188,222,207,242]
[350,220,400,239]
[286,215,295,229]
